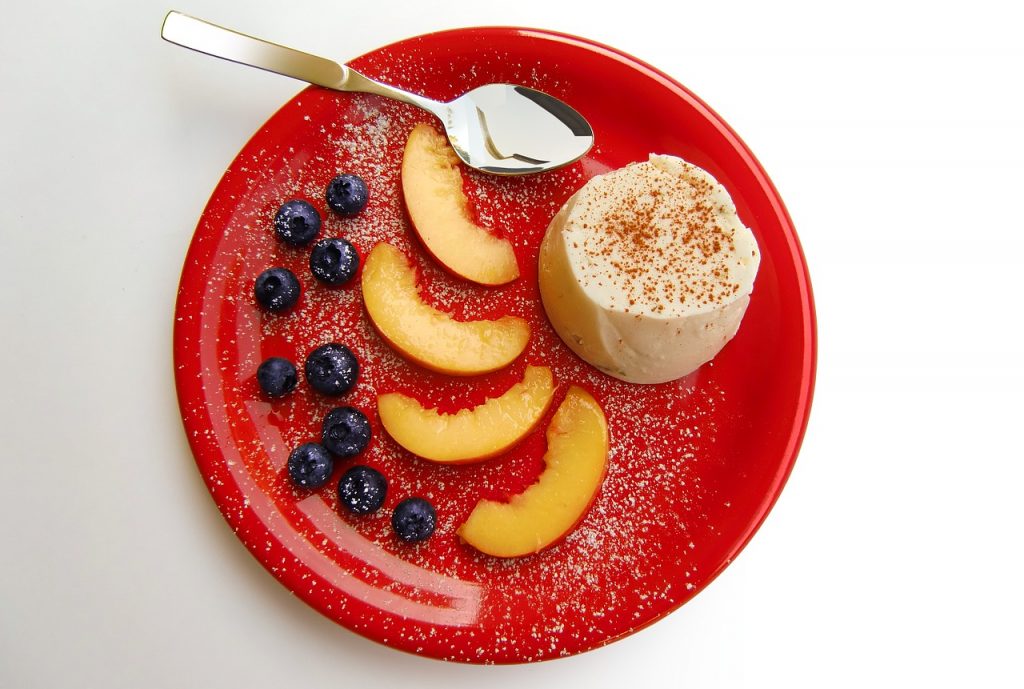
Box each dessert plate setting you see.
[171,21,816,664]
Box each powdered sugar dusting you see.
[176,63,746,663]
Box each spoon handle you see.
[161,11,344,88]
[161,11,442,114]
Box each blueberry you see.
[391,497,436,543]
[256,357,297,397]
[274,200,321,246]
[337,465,387,515]
[254,267,301,313]
[304,343,359,396]
[322,406,371,457]
[325,174,369,216]
[287,443,334,489]
[310,238,359,286]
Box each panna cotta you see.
[538,155,760,384]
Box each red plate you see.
[174,27,815,663]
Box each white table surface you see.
[2,0,1022,686]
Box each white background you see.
[2,0,1022,686]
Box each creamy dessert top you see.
[538,154,760,384]
[560,155,758,319]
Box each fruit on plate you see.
[457,385,608,558]
[274,199,321,246]
[400,123,519,286]
[392,497,437,543]
[254,267,301,313]
[337,465,387,515]
[361,242,529,375]
[309,237,360,286]
[256,357,298,398]
[378,365,554,464]
[304,343,359,396]
[325,173,369,216]
[321,406,372,458]
[287,442,334,489]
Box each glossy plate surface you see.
[173,27,816,663]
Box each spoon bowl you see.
[444,83,595,173]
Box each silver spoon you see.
[161,11,594,175]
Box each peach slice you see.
[457,385,609,557]
[401,123,519,286]
[378,366,554,464]
[361,242,529,375]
